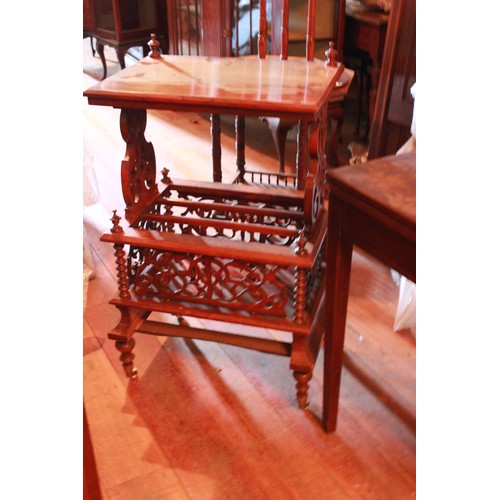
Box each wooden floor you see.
[83,39,416,499]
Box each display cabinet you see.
[85,0,167,78]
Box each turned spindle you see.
[294,371,312,409]
[116,338,138,379]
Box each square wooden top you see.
[84,54,344,119]
[326,152,416,235]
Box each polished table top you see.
[84,54,343,119]
[326,152,416,238]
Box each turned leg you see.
[295,120,309,191]
[235,115,246,181]
[115,338,138,379]
[293,371,313,409]
[211,114,222,182]
[108,306,150,382]
[292,262,313,409]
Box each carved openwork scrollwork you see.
[129,247,291,316]
[120,108,159,220]
[134,188,305,246]
[306,104,328,228]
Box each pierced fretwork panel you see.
[134,186,305,246]
[129,247,291,316]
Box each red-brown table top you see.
[326,152,416,231]
[84,54,343,119]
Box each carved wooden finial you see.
[325,41,337,67]
[295,230,307,256]
[161,167,172,184]
[148,33,161,59]
[110,210,124,233]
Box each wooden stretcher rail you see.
[152,198,305,221]
[137,320,293,357]
[167,178,305,205]
[109,296,313,335]
[101,226,316,267]
[138,213,301,239]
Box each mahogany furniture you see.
[84,33,343,411]
[166,0,339,58]
[322,151,415,432]
[228,0,352,178]
[166,0,231,56]
[343,0,389,137]
[83,0,97,55]
[83,0,167,79]
[165,0,351,168]
[254,0,352,170]
[368,0,415,158]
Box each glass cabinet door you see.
[94,0,116,34]
[93,0,160,40]
[119,0,157,31]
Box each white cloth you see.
[393,83,416,334]
[83,136,100,309]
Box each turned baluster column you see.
[293,232,311,409]
[109,211,138,379]
[235,115,246,182]
[211,114,222,182]
[296,120,309,191]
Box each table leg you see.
[235,115,246,181]
[323,197,353,432]
[295,120,308,191]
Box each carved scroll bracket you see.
[120,108,159,221]
[310,104,328,223]
[303,104,328,229]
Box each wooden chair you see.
[261,0,354,170]
[87,22,344,412]
[210,0,353,183]
[368,0,415,159]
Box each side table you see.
[84,40,344,411]
[322,151,416,432]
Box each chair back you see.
[368,0,416,158]
[233,0,346,61]
[255,0,317,60]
